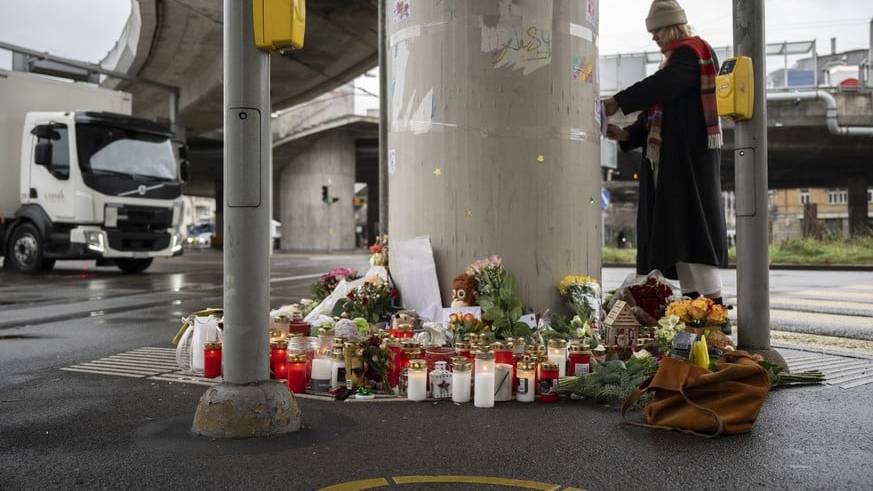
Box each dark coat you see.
[614,45,728,279]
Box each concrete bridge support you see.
[848,175,870,237]
[278,130,356,250]
[386,1,601,312]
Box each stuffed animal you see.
[451,274,478,307]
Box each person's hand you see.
[603,97,620,117]
[606,124,628,142]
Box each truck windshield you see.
[76,124,177,181]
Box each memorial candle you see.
[568,344,592,376]
[516,360,536,402]
[547,339,568,378]
[203,342,222,379]
[286,354,307,393]
[311,357,332,393]
[407,359,427,401]
[451,357,472,403]
[539,361,559,403]
[474,351,495,408]
[270,340,288,379]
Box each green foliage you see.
[558,354,658,407]
[475,265,528,340]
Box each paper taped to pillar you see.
[387,0,602,312]
[389,236,443,321]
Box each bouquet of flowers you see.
[369,235,388,266]
[467,256,530,339]
[335,276,397,324]
[558,275,602,325]
[448,312,487,340]
[654,314,686,356]
[626,273,674,320]
[665,297,728,329]
[312,267,359,303]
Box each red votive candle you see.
[286,354,307,393]
[539,362,559,403]
[289,320,311,337]
[271,340,289,380]
[568,347,592,376]
[386,339,404,388]
[203,342,222,379]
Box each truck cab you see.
[3,111,184,273]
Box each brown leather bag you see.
[621,351,771,437]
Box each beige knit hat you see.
[645,0,687,32]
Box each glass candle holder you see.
[516,360,536,402]
[547,339,568,378]
[330,349,346,388]
[494,363,513,402]
[270,340,289,380]
[407,359,427,401]
[203,342,222,379]
[474,351,495,408]
[286,354,307,393]
[271,314,291,336]
[568,345,592,376]
[429,361,452,399]
[317,327,335,357]
[385,338,404,389]
[310,357,332,393]
[451,357,472,403]
[539,361,559,403]
[492,342,514,365]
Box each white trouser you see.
[675,262,722,297]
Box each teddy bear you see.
[451,274,478,307]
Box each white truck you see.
[0,68,185,273]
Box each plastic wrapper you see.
[304,266,390,323]
[606,270,677,320]
[414,321,449,347]
[558,275,602,326]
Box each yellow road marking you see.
[319,478,390,491]
[392,475,562,490]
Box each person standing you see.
[603,0,729,317]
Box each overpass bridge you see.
[87,2,873,247]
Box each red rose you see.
[389,288,399,299]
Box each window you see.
[799,188,810,205]
[32,123,70,180]
[827,188,847,205]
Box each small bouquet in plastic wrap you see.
[558,275,602,326]
[312,267,360,303]
[608,270,677,326]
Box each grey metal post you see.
[377,0,388,236]
[192,0,300,438]
[733,0,782,365]
[221,0,271,384]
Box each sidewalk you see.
[2,345,872,489]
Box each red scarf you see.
[646,36,722,166]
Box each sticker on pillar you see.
[388,149,397,176]
[480,1,553,75]
[572,56,594,83]
[586,0,598,27]
[392,0,410,23]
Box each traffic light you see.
[321,185,329,204]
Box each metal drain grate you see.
[782,351,873,389]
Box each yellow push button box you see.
[716,56,754,121]
[253,0,306,52]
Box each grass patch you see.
[604,237,873,266]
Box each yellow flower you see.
[558,275,598,295]
[688,298,711,321]
[666,300,690,321]
[706,304,728,326]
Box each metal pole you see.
[377,0,388,236]
[222,0,271,384]
[192,0,299,439]
[733,0,780,361]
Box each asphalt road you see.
[2,250,873,489]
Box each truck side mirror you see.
[34,141,53,166]
[180,160,191,182]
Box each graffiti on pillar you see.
[586,0,598,28]
[392,0,410,23]
[480,0,553,75]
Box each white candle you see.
[407,359,427,401]
[474,352,495,408]
[330,356,345,388]
[516,362,536,403]
[548,339,568,378]
[452,369,471,403]
[311,357,332,392]
[494,363,513,402]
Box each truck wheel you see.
[8,223,47,274]
[115,258,153,274]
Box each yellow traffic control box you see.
[253,0,306,52]
[716,56,754,120]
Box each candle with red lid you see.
[203,342,222,379]
[568,343,592,376]
[270,340,288,379]
[286,353,307,393]
[539,361,559,403]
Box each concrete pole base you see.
[742,347,788,371]
[191,381,301,438]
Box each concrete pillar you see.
[848,175,869,236]
[279,131,356,250]
[387,1,601,311]
[213,179,224,247]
